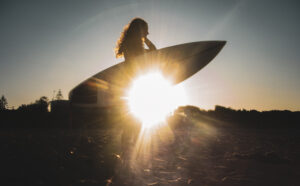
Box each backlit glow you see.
[127,72,186,127]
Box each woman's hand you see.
[144,37,157,51]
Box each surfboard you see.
[69,41,226,108]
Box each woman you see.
[115,18,157,162]
[115,18,157,61]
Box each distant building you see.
[50,100,70,114]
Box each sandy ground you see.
[0,116,299,186]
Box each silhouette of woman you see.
[115,18,157,162]
[115,18,157,61]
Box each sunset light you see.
[127,72,186,127]
[2,1,300,185]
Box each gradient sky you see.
[1,0,300,111]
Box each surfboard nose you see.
[215,40,226,51]
[196,40,226,53]
[205,40,226,56]
[168,40,226,84]
[218,40,226,48]
[174,40,227,58]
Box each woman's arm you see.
[144,37,157,51]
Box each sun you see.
[127,71,186,128]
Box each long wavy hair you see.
[115,18,148,58]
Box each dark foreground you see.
[1,113,300,186]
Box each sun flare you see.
[127,72,186,127]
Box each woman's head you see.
[115,18,149,58]
[127,18,148,38]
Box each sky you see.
[0,0,300,111]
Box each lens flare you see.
[127,72,186,127]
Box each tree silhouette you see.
[17,96,49,112]
[35,96,49,112]
[55,89,63,100]
[0,95,8,110]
